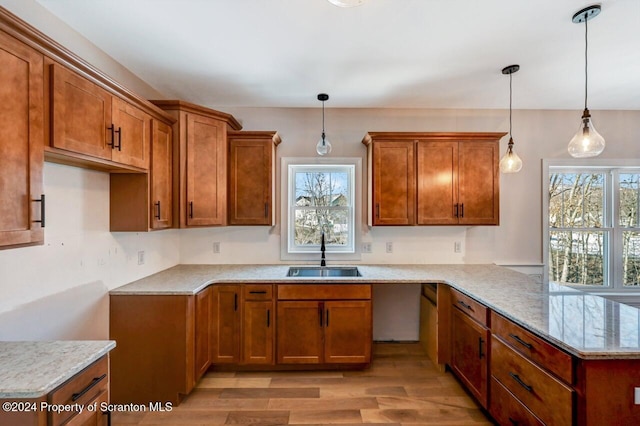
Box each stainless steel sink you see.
[286,266,361,277]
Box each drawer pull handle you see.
[234,293,238,311]
[249,291,267,294]
[267,309,270,327]
[71,373,107,401]
[509,372,533,393]
[457,300,473,311]
[509,333,533,349]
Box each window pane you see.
[620,173,640,227]
[623,231,640,287]
[549,230,605,285]
[620,304,640,348]
[294,208,349,246]
[549,173,604,228]
[295,172,349,207]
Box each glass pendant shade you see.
[499,138,523,173]
[568,111,605,158]
[316,132,332,156]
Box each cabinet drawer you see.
[490,377,543,426]
[48,356,109,426]
[450,288,488,326]
[491,311,573,384]
[491,336,573,426]
[243,284,273,300]
[278,284,371,300]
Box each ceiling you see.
[36,0,640,110]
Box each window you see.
[546,164,640,289]
[287,163,356,254]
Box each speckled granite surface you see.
[110,264,640,360]
[0,341,115,398]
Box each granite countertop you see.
[0,341,116,399]
[110,264,640,360]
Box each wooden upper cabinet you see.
[371,140,415,225]
[0,30,45,249]
[150,119,173,230]
[150,100,242,228]
[109,119,173,232]
[363,132,503,226]
[51,63,112,160]
[186,113,226,226]
[111,97,150,169]
[458,141,499,225]
[50,64,151,170]
[228,131,281,226]
[417,141,458,225]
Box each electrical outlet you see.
[213,242,221,253]
[386,242,393,253]
[137,251,145,265]
[635,387,640,405]
[454,241,462,253]
[362,243,372,253]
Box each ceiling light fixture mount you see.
[316,93,332,156]
[499,64,523,174]
[327,0,368,7]
[568,4,605,158]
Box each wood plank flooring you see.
[112,343,493,425]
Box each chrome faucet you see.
[320,232,326,267]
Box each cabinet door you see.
[372,141,415,225]
[228,139,272,225]
[276,301,323,364]
[211,285,240,363]
[458,141,499,225]
[417,141,459,225]
[51,63,112,160]
[0,31,44,247]
[186,113,226,226]
[324,301,372,364]
[111,97,150,169]
[451,307,489,408]
[151,120,173,230]
[195,288,211,380]
[242,300,274,365]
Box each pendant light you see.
[499,65,523,174]
[568,5,605,158]
[316,93,332,156]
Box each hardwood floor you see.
[112,343,493,425]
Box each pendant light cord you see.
[322,100,326,136]
[509,71,513,139]
[584,17,588,110]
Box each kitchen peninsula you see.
[110,264,640,425]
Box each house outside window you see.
[545,161,640,290]
[283,159,360,258]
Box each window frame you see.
[543,159,640,292]
[280,157,362,262]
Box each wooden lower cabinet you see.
[109,292,204,404]
[450,307,489,408]
[490,377,543,426]
[0,357,110,426]
[211,285,241,363]
[194,287,212,379]
[277,295,372,365]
